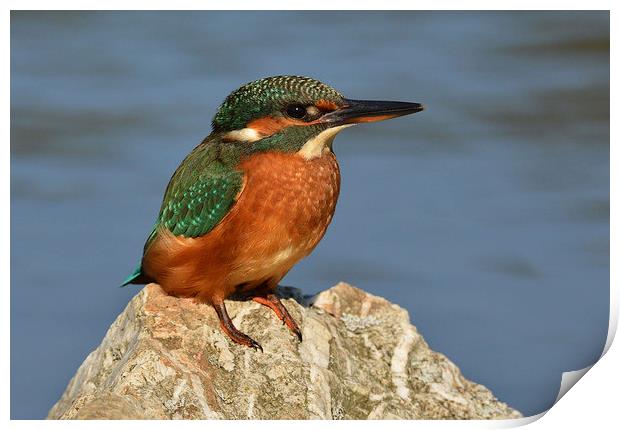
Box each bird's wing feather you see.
[121,140,244,287]
[157,170,243,238]
[121,172,242,287]
[150,137,245,240]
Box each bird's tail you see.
[120,263,152,287]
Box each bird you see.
[122,75,423,351]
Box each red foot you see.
[212,301,262,352]
[253,293,303,342]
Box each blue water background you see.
[11,11,609,419]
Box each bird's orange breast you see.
[143,151,340,303]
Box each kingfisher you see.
[122,76,423,351]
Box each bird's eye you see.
[285,105,308,119]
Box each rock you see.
[48,283,521,420]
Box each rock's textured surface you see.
[48,283,521,420]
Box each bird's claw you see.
[249,339,263,353]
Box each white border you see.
[5,2,616,429]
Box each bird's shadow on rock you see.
[227,285,318,308]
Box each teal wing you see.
[121,146,244,287]
[157,172,243,238]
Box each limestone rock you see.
[48,283,521,420]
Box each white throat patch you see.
[298,125,353,160]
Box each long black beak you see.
[322,98,424,126]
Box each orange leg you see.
[253,293,302,342]
[212,301,263,352]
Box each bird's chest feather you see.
[144,150,341,292]
[228,151,340,276]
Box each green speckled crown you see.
[212,76,344,132]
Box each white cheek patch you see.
[223,127,263,142]
[298,125,353,160]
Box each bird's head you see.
[212,76,423,159]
